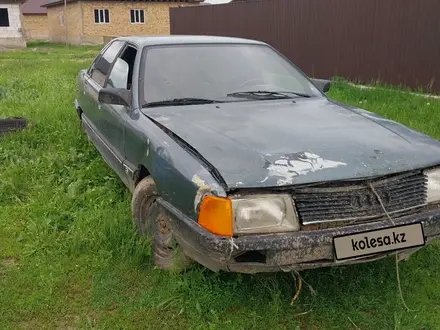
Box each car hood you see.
[143,97,440,189]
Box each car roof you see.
[114,35,267,47]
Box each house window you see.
[94,9,110,24]
[0,8,9,27]
[130,9,144,24]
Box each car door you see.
[81,40,124,129]
[103,43,138,189]
[100,56,132,187]
[81,40,126,176]
[76,41,111,124]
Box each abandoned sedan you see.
[75,36,440,273]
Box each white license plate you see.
[333,223,425,260]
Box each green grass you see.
[1,44,440,330]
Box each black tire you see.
[0,117,29,136]
[76,108,82,120]
[77,109,83,129]
[131,176,191,272]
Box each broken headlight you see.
[424,167,440,203]
[232,194,299,235]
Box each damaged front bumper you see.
[158,200,440,274]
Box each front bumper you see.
[158,200,440,274]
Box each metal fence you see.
[170,0,440,93]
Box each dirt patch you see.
[18,319,40,330]
[55,315,81,330]
[68,59,94,63]
[0,58,53,62]
[0,46,9,52]
[349,82,440,100]
[0,257,19,272]
[30,47,55,53]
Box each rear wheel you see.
[131,176,191,272]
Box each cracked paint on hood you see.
[266,152,347,185]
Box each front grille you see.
[294,171,427,225]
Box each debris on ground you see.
[30,47,54,53]
[0,117,32,136]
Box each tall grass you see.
[1,45,440,330]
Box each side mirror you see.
[311,78,331,93]
[98,88,131,107]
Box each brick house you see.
[0,0,26,47]
[20,0,48,40]
[42,0,203,45]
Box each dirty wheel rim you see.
[138,194,158,235]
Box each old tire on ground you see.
[0,117,29,136]
[131,176,191,272]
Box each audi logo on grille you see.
[351,190,391,209]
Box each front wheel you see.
[131,176,191,272]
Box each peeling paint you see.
[194,188,212,212]
[266,152,347,185]
[192,174,213,212]
[236,181,244,185]
[192,174,207,188]
[259,176,269,183]
[155,115,170,122]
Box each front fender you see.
[126,110,226,221]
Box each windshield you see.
[140,44,322,105]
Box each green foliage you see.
[1,46,440,329]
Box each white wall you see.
[0,3,26,47]
[0,3,23,38]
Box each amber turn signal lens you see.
[198,195,233,236]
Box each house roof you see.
[21,0,47,14]
[0,0,26,3]
[42,0,204,8]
